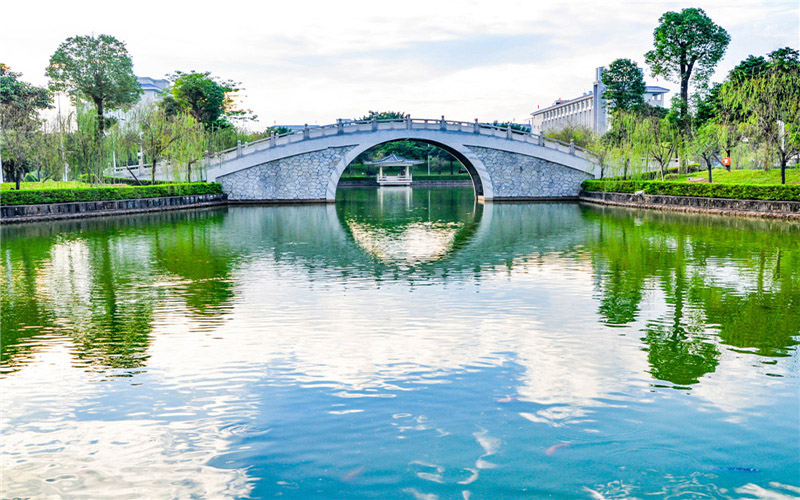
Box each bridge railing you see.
[208,117,594,167]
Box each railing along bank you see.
[207,117,593,168]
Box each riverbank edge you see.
[579,190,800,220]
[1,193,228,224]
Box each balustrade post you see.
[506,126,512,139]
[538,134,545,146]
[474,119,479,134]
[270,131,276,147]
[337,119,343,134]
[303,124,310,140]
[440,115,446,131]
[405,117,411,130]
[569,139,575,155]
[236,140,242,158]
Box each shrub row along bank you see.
[582,180,800,202]
[1,182,223,206]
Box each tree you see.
[545,124,595,148]
[46,34,142,140]
[645,8,730,123]
[137,106,183,182]
[722,47,800,184]
[163,71,252,131]
[1,65,52,188]
[358,111,408,121]
[633,115,680,180]
[601,58,646,113]
[163,113,207,182]
[691,121,722,182]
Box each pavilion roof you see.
[363,153,424,166]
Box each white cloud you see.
[3,0,797,126]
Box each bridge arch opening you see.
[333,138,486,198]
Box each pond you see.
[2,186,798,499]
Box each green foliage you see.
[0,182,222,205]
[632,115,680,180]
[0,64,51,110]
[491,121,528,132]
[720,47,800,183]
[46,34,142,138]
[163,71,251,130]
[601,58,646,113]
[358,111,408,121]
[0,65,54,187]
[581,179,800,201]
[645,8,730,120]
[545,125,595,148]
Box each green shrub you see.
[1,182,223,206]
[581,180,800,202]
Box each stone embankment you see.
[580,190,800,219]
[1,193,227,224]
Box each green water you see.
[1,186,798,499]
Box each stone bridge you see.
[206,117,598,202]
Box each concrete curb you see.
[1,194,228,224]
[579,190,800,220]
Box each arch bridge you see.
[206,117,598,202]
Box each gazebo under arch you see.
[364,153,424,186]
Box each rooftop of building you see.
[532,85,670,116]
[137,76,170,93]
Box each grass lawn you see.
[665,168,800,185]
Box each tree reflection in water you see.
[2,197,798,387]
[584,205,800,386]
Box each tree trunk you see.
[15,169,21,190]
[95,99,105,139]
[707,159,713,183]
[152,158,157,183]
[781,157,786,185]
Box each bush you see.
[1,182,223,206]
[581,180,800,201]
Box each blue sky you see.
[3,0,798,128]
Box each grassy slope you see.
[665,168,800,185]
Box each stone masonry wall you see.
[218,146,356,201]
[467,146,592,199]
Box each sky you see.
[2,0,798,129]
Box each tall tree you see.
[0,65,52,188]
[645,8,730,123]
[601,58,646,113]
[46,34,142,139]
[722,47,800,184]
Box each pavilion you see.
[364,153,423,186]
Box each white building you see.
[530,67,669,135]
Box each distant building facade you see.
[530,67,669,135]
[107,76,170,123]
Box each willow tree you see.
[633,116,680,180]
[721,47,800,184]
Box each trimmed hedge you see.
[1,182,223,206]
[582,180,800,202]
